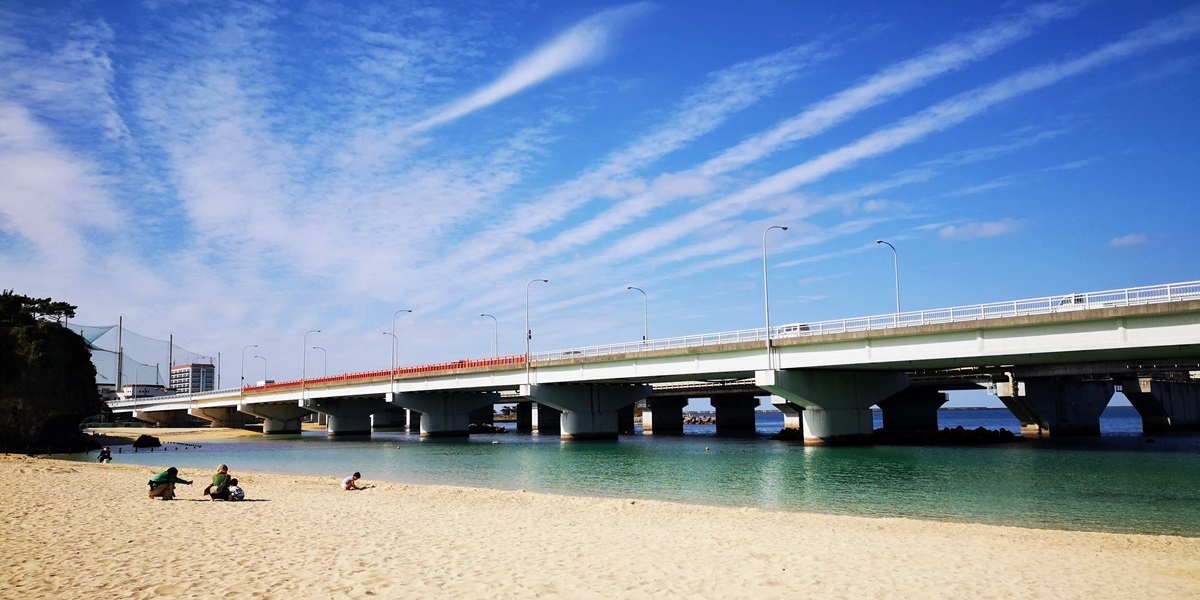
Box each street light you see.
[240,344,258,389]
[390,309,411,388]
[876,239,901,314]
[763,225,789,367]
[480,313,499,357]
[253,355,267,382]
[626,286,648,343]
[526,278,549,383]
[381,332,398,393]
[302,329,320,402]
[312,346,327,377]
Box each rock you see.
[132,434,161,448]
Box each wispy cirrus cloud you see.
[938,219,1021,240]
[593,4,1200,267]
[408,3,653,135]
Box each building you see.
[170,362,216,393]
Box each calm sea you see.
[72,407,1200,536]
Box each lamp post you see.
[381,332,397,394]
[480,313,499,357]
[390,309,411,388]
[253,355,267,382]
[302,329,320,403]
[240,344,258,389]
[626,286,648,344]
[876,239,901,314]
[525,278,549,384]
[763,225,789,367]
[133,363,150,398]
[312,346,327,377]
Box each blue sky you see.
[2,1,1198,407]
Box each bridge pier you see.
[997,377,1113,437]
[758,369,908,445]
[393,392,498,438]
[1119,378,1200,433]
[876,388,948,432]
[304,396,391,436]
[520,384,649,441]
[371,407,408,431]
[643,398,687,435]
[711,394,759,436]
[238,403,310,434]
[132,409,198,427]
[406,409,423,433]
[528,402,562,434]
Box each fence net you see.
[66,323,212,387]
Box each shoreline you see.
[2,455,1198,598]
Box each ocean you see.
[70,406,1200,536]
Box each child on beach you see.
[342,472,364,490]
[227,478,244,501]
[97,447,112,463]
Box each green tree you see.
[0,291,101,450]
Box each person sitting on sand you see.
[227,478,244,502]
[342,472,363,490]
[206,464,232,501]
[147,467,192,500]
[97,447,112,463]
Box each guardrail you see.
[108,280,1200,408]
[531,280,1200,361]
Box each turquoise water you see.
[74,407,1200,536]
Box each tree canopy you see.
[0,291,100,450]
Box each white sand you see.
[1,454,1197,599]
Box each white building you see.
[170,363,215,393]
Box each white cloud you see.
[1107,233,1148,247]
[938,219,1020,240]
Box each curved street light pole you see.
[302,329,320,402]
[526,279,549,384]
[480,313,499,358]
[240,344,258,389]
[763,225,789,368]
[390,309,411,390]
[626,286,648,343]
[253,355,267,382]
[876,239,901,314]
[381,332,398,394]
[312,346,327,377]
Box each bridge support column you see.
[758,369,907,445]
[711,394,759,436]
[371,407,408,431]
[393,392,499,438]
[997,377,1113,437]
[618,404,636,434]
[643,398,687,435]
[531,402,561,435]
[520,384,650,441]
[132,410,197,427]
[1119,378,1200,433]
[188,407,244,428]
[876,388,948,432]
[516,402,533,433]
[304,396,391,436]
[406,410,423,433]
[771,396,803,429]
[238,403,311,434]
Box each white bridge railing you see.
[533,280,1200,362]
[107,387,242,409]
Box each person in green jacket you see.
[207,464,232,501]
[147,467,193,500]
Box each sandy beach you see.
[2,447,1198,599]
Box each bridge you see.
[106,281,1200,443]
